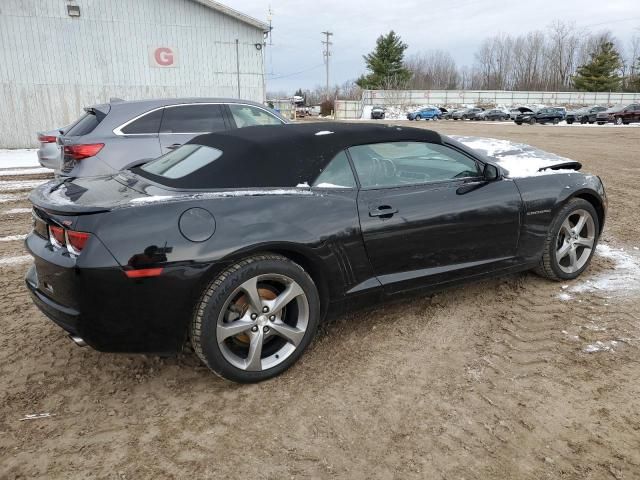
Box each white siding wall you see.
[0,0,266,147]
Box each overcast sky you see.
[224,0,640,93]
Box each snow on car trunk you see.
[452,136,581,178]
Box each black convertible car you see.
[25,123,606,383]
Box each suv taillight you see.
[63,143,104,160]
[38,134,57,143]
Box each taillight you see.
[66,230,91,255]
[49,225,65,247]
[63,143,104,161]
[38,134,57,143]
[48,225,91,255]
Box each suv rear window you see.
[65,111,103,136]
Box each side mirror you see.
[483,163,500,181]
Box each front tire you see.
[190,253,320,383]
[529,117,537,125]
[534,199,599,281]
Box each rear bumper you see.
[24,232,216,355]
[26,264,80,336]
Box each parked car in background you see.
[26,123,606,382]
[515,107,564,125]
[370,106,386,119]
[612,103,640,125]
[407,107,441,121]
[49,98,286,177]
[565,106,606,124]
[452,108,483,120]
[483,109,510,121]
[550,107,567,120]
[37,128,67,173]
[596,105,625,125]
[510,107,534,120]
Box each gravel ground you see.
[1,122,639,479]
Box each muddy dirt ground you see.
[1,123,639,479]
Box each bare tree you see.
[406,50,460,89]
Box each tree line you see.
[270,21,640,103]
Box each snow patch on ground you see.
[0,167,52,176]
[569,244,640,297]
[0,255,32,266]
[0,234,27,242]
[558,292,572,301]
[0,149,40,168]
[583,340,619,353]
[0,193,28,204]
[0,179,48,192]
[2,208,31,215]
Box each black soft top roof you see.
[153,123,444,189]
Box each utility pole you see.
[321,31,333,100]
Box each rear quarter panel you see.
[513,172,606,262]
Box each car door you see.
[158,104,228,154]
[351,141,523,294]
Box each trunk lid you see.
[29,173,160,214]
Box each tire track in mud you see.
[459,267,640,479]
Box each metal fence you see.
[336,89,640,120]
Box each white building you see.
[0,0,269,147]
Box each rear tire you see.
[553,118,559,125]
[534,199,599,281]
[190,253,320,383]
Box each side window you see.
[348,142,481,189]
[229,104,283,128]
[121,109,163,134]
[312,151,356,189]
[160,104,226,133]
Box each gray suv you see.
[47,98,287,177]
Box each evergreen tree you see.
[356,31,411,89]
[573,41,622,91]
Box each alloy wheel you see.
[555,209,596,274]
[216,274,309,372]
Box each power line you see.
[267,63,325,80]
[322,31,333,99]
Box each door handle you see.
[167,143,182,150]
[369,205,398,218]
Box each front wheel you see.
[553,118,560,125]
[534,199,599,281]
[190,253,320,383]
[529,117,537,125]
